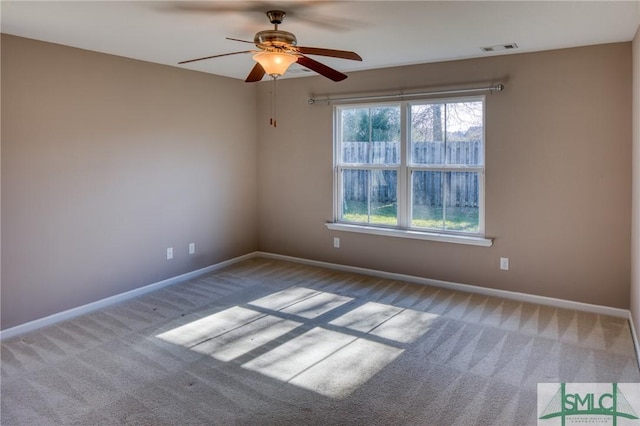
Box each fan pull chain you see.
[270,76,277,128]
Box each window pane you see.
[342,169,369,222]
[340,106,400,165]
[341,108,370,143]
[410,101,483,166]
[412,171,480,232]
[411,171,444,229]
[370,170,397,225]
[341,108,370,163]
[342,169,397,225]
[370,107,400,164]
[446,101,483,165]
[410,104,445,165]
[444,172,480,232]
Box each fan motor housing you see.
[254,30,297,50]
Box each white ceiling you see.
[2,1,639,81]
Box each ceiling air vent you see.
[480,43,518,53]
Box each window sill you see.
[325,223,493,247]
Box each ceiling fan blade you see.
[178,50,252,64]
[297,55,348,82]
[245,63,266,82]
[296,47,362,61]
[226,37,256,45]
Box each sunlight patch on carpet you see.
[156,306,265,348]
[249,287,353,318]
[189,315,301,362]
[330,301,439,343]
[241,327,404,398]
[156,287,439,398]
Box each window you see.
[332,96,489,245]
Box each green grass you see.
[343,201,479,232]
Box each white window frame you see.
[327,96,492,247]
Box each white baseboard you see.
[0,252,256,341]
[629,312,640,370]
[256,251,630,319]
[1,250,632,341]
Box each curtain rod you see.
[308,83,504,105]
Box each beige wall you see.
[2,35,635,331]
[257,43,633,309]
[1,35,258,329]
[632,25,640,335]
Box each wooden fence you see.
[342,141,481,207]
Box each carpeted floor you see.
[2,258,639,425]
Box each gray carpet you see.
[2,258,639,425]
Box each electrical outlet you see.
[189,243,195,254]
[167,247,173,260]
[333,237,340,248]
[500,257,509,271]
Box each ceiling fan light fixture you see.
[252,51,298,77]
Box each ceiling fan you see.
[178,10,363,83]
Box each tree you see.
[341,107,400,143]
